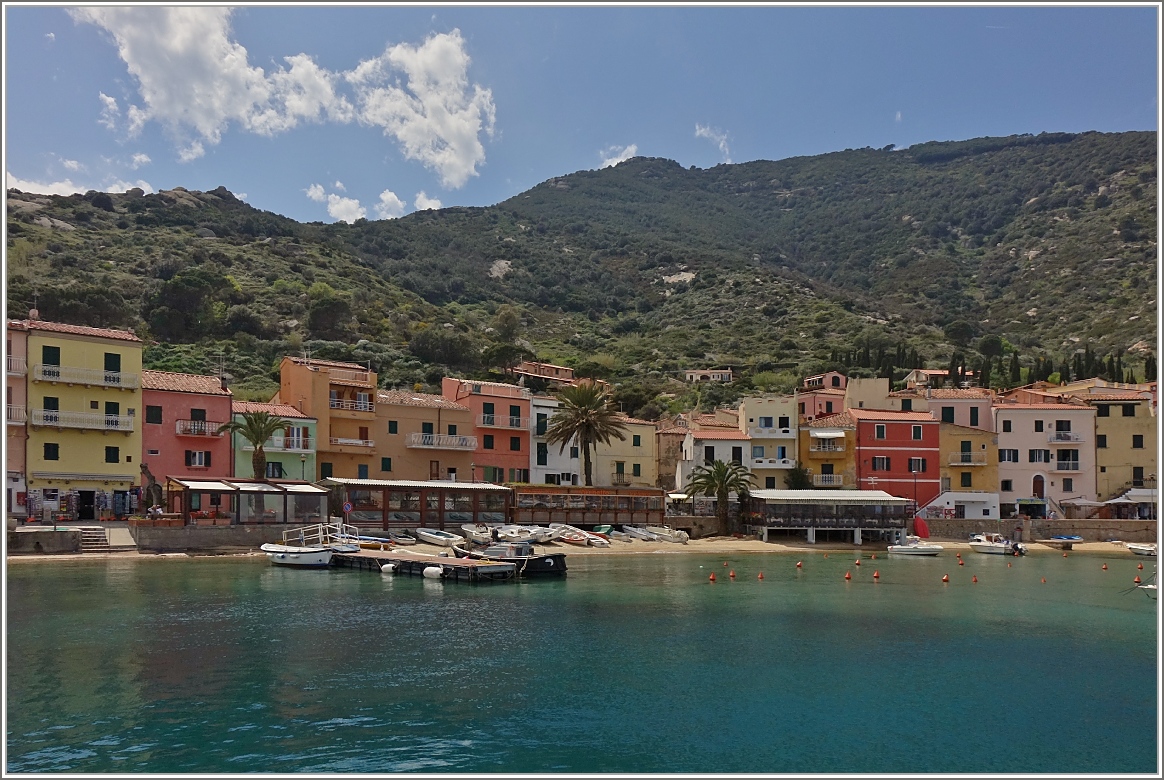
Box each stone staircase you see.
[79,527,111,553]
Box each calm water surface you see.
[6,550,1158,773]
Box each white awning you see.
[668,493,689,500]
[281,483,330,494]
[170,479,237,492]
[809,429,845,438]
[751,489,909,505]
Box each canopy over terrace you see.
[319,478,513,530]
[748,489,912,545]
[165,478,329,525]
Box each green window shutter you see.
[381,457,392,472]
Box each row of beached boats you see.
[888,534,1158,558]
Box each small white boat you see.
[969,533,1026,556]
[550,523,609,547]
[557,529,590,546]
[461,524,494,545]
[887,536,944,556]
[645,525,689,544]
[387,530,417,546]
[608,530,634,543]
[260,543,333,568]
[413,528,463,547]
[1126,542,1157,557]
[622,525,659,541]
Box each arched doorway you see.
[1032,475,1045,499]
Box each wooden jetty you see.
[1034,538,1082,551]
[331,549,516,583]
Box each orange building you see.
[442,377,532,483]
[374,390,476,481]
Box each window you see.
[536,442,548,466]
[1097,434,1107,449]
[901,399,912,411]
[422,422,434,435]
[147,449,160,456]
[266,462,285,479]
[185,450,211,467]
[1063,478,1074,493]
[483,435,494,450]
[145,405,163,424]
[569,446,579,459]
[1028,449,1050,463]
[970,407,979,427]
[759,416,773,428]
[1122,404,1136,417]
[731,446,743,464]
[941,406,955,423]
[320,462,333,479]
[482,402,495,415]
[388,420,398,434]
[42,345,60,366]
[999,449,1019,462]
[1002,419,1012,432]
[1132,434,1144,449]
[189,408,206,422]
[875,424,886,439]
[778,416,790,429]
[704,445,715,464]
[798,403,805,415]
[509,468,529,483]
[536,414,548,436]
[381,457,392,472]
[825,401,834,414]
[1096,404,1110,417]
[752,445,765,459]
[632,463,641,477]
[632,434,641,447]
[1034,420,1043,432]
[908,457,926,473]
[103,352,121,373]
[765,477,776,489]
[831,376,841,387]
[44,442,59,461]
[1001,479,1013,492]
[960,472,973,488]
[1055,420,1071,432]
[510,436,521,451]
[912,425,923,440]
[776,445,788,460]
[872,456,890,471]
[1133,467,1145,487]
[545,475,560,485]
[105,446,119,464]
[90,400,99,410]
[358,464,369,479]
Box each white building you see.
[530,395,579,486]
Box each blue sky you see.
[4,5,1159,224]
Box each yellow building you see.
[938,422,998,494]
[594,416,658,488]
[799,411,857,488]
[23,318,143,521]
[274,356,378,480]
[374,390,476,481]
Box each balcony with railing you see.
[1048,432,1083,443]
[242,435,312,452]
[327,368,373,386]
[175,419,226,437]
[948,452,988,466]
[7,405,26,425]
[33,364,140,389]
[813,474,848,487]
[749,426,796,438]
[808,441,846,453]
[611,472,633,486]
[7,356,27,375]
[406,432,478,451]
[477,414,531,429]
[1055,460,1081,472]
[329,398,374,413]
[31,408,134,432]
[329,436,375,448]
[751,457,797,469]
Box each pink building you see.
[6,321,29,518]
[887,387,996,431]
[798,387,846,422]
[140,370,233,482]
[442,377,532,483]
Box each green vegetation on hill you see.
[6,130,1156,416]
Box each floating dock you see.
[331,549,516,582]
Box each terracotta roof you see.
[1079,393,1150,402]
[445,377,531,393]
[141,370,232,396]
[687,429,750,440]
[15,319,141,342]
[232,401,311,419]
[6,320,28,332]
[657,427,689,435]
[993,403,1095,411]
[800,387,847,395]
[284,356,368,371]
[377,390,469,411]
[807,411,855,428]
[912,368,978,376]
[615,416,658,426]
[889,388,993,399]
[848,408,938,422]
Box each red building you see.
[140,370,234,482]
[441,377,532,483]
[849,408,940,508]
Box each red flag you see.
[913,516,930,539]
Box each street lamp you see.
[470,462,476,483]
[300,453,307,480]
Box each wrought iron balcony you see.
[406,432,478,450]
[329,398,374,412]
[477,414,531,429]
[7,405,26,424]
[242,436,312,452]
[948,453,988,466]
[611,472,633,486]
[31,408,134,431]
[33,364,140,389]
[813,474,847,487]
[7,356,27,375]
[1048,432,1083,443]
[329,437,374,448]
[175,419,226,437]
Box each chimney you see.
[220,375,229,391]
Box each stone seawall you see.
[131,525,298,552]
[924,517,1156,544]
[7,529,82,554]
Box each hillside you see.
[5,130,1157,415]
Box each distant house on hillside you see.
[903,368,978,389]
[685,368,733,383]
[507,360,576,386]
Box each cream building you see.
[738,395,798,489]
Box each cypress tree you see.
[1009,351,1021,384]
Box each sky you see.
[3,5,1159,224]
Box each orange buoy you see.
[855,559,861,566]
[1007,562,1012,568]
[956,552,961,558]
[1013,551,1019,557]
[709,573,716,582]
[1138,562,1144,570]
[1041,577,1047,584]
[1063,552,1068,558]
[757,572,764,580]
[1134,576,1142,584]
[871,554,876,559]
[958,559,964,566]
[942,574,949,582]
[1102,563,1108,570]
[972,575,978,583]
[873,570,880,579]
[796,561,803,568]
[844,571,852,580]
[723,561,729,567]
[824,553,829,558]
[729,570,736,579]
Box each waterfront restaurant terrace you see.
[163,478,329,525]
[748,489,912,545]
[320,477,513,530]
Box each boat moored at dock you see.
[969,532,1027,556]
[452,540,567,577]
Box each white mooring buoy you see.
[422,566,443,580]
[380,563,395,574]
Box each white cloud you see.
[60,158,82,172]
[130,152,151,169]
[599,144,637,168]
[374,189,406,219]
[104,178,154,194]
[895,110,902,123]
[347,29,495,188]
[334,180,345,191]
[5,171,153,195]
[72,9,494,187]
[235,192,247,200]
[45,32,55,42]
[326,193,365,223]
[695,124,731,163]
[98,92,119,130]
[413,191,442,211]
[305,183,326,202]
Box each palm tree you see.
[685,459,756,534]
[545,380,628,486]
[217,411,287,480]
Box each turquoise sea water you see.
[5,550,1158,774]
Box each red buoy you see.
[871,554,877,559]
[942,574,949,583]
[956,552,961,558]
[1138,562,1144,570]
[729,570,736,579]
[1102,563,1108,570]
[709,573,716,582]
[972,575,978,583]
[1063,552,1068,558]
[958,559,965,566]
[855,559,861,566]
[1013,551,1019,557]
[1007,562,1012,568]
[844,571,852,580]
[724,561,729,567]
[1134,576,1142,584]
[873,570,880,580]
[796,561,803,568]
[824,553,829,558]
[757,572,764,580]
[1041,577,1047,584]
